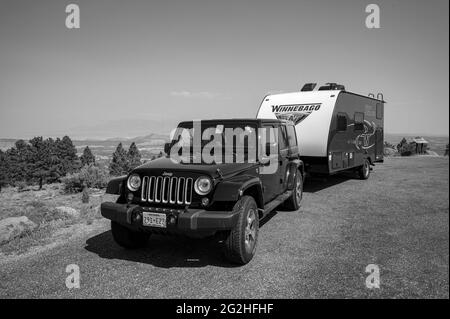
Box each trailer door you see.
[375,128,384,161]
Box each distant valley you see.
[0,133,448,162]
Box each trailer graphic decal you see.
[272,103,322,125]
[354,120,377,150]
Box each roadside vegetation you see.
[0,136,159,254]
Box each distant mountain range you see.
[1,132,448,158]
[0,133,170,161]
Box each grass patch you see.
[0,183,118,255]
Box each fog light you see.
[127,193,134,203]
[201,197,210,207]
[133,211,141,222]
[168,214,177,225]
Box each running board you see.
[260,190,293,217]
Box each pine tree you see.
[109,143,128,176]
[7,140,31,183]
[56,136,80,175]
[0,149,6,191]
[127,142,142,170]
[28,137,58,189]
[81,146,95,166]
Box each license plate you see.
[142,212,166,228]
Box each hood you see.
[132,156,258,179]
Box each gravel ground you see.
[0,156,448,298]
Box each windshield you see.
[170,121,258,164]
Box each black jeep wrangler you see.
[101,119,304,264]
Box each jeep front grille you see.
[141,176,193,205]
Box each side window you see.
[259,125,277,157]
[376,103,383,119]
[278,126,289,150]
[286,125,297,147]
[337,113,347,132]
[286,125,299,156]
[354,112,364,131]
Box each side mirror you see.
[164,142,171,155]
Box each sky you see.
[0,0,448,139]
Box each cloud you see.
[170,91,219,99]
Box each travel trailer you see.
[256,83,385,179]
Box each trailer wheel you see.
[358,159,371,180]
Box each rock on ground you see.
[54,207,80,219]
[0,216,38,245]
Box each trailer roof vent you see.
[301,83,317,92]
[318,83,346,91]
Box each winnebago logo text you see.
[271,103,321,113]
[272,103,321,125]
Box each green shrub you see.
[398,143,415,156]
[62,165,109,193]
[16,181,29,192]
[82,187,90,203]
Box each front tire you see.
[283,170,303,211]
[358,158,371,180]
[223,196,259,265]
[111,221,150,249]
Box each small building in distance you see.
[411,137,429,154]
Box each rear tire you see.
[358,158,371,180]
[111,221,150,249]
[283,170,303,211]
[223,196,259,265]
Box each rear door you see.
[259,124,280,203]
[278,125,291,193]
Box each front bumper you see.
[100,202,239,233]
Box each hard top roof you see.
[178,118,292,126]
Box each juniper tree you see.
[109,143,128,176]
[127,142,142,170]
[81,146,95,166]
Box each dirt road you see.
[0,157,448,298]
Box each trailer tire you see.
[283,170,303,211]
[111,221,150,249]
[223,196,259,265]
[358,159,371,180]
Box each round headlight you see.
[194,176,213,195]
[127,174,141,192]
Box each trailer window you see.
[376,103,383,119]
[337,113,347,132]
[354,112,364,131]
